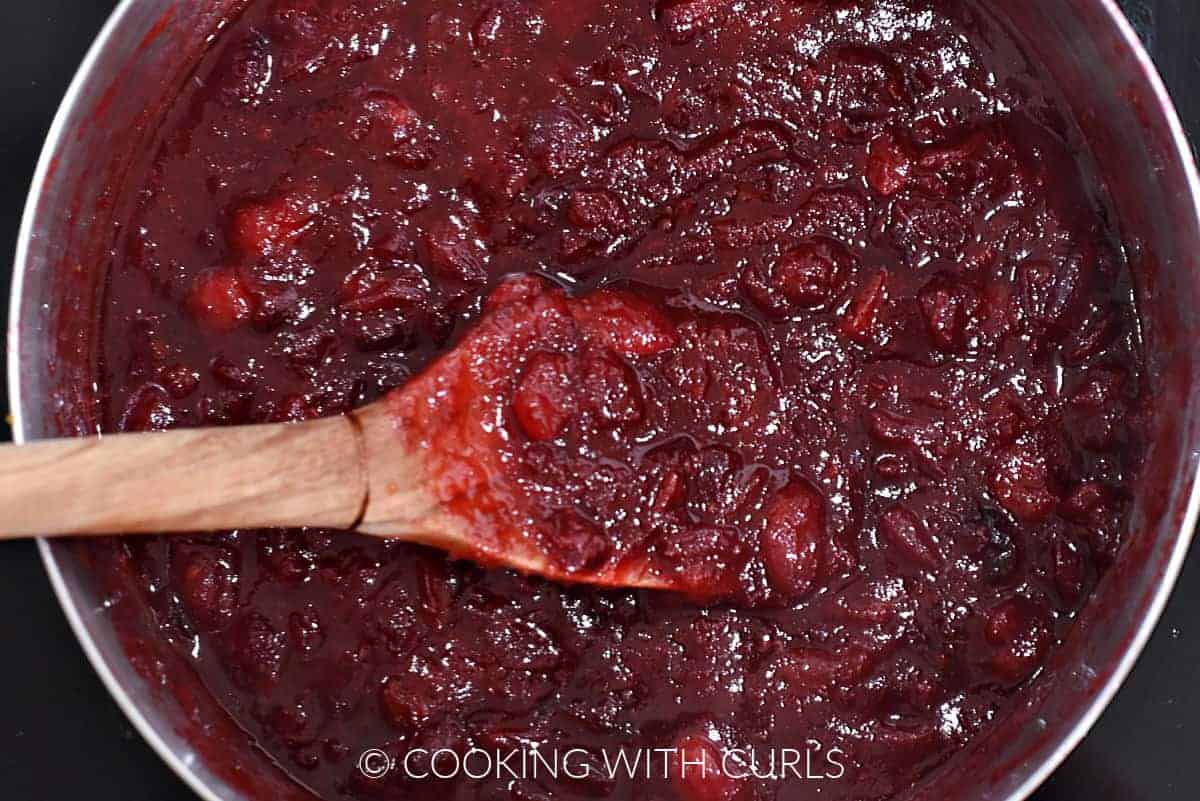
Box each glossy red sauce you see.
[95,0,1149,799]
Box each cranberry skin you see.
[989,445,1058,523]
[550,509,610,571]
[671,734,742,801]
[381,674,438,732]
[222,612,289,691]
[288,606,326,653]
[566,188,625,230]
[985,597,1053,684]
[919,274,979,352]
[160,364,200,399]
[659,525,745,594]
[984,390,1029,447]
[840,272,889,344]
[1064,308,1115,364]
[355,91,434,168]
[798,188,868,240]
[972,507,1024,588]
[217,32,273,106]
[513,351,578,441]
[365,583,418,656]
[760,479,826,601]
[119,383,178,432]
[472,0,544,56]
[188,267,255,331]
[1017,258,1080,328]
[743,238,852,315]
[562,188,631,261]
[174,544,240,632]
[422,214,491,285]
[1052,538,1089,607]
[656,0,734,45]
[522,107,592,178]
[266,691,324,748]
[865,133,911,196]
[769,645,871,693]
[1066,369,1128,451]
[570,290,678,357]
[1061,481,1114,526]
[581,351,644,428]
[228,194,313,257]
[1061,481,1124,562]
[338,266,429,314]
[877,505,942,570]
[652,467,688,512]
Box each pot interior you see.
[10,2,1199,800]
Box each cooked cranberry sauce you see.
[98,0,1147,798]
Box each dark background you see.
[0,1,1196,799]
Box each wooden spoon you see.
[0,399,671,590]
[0,277,685,592]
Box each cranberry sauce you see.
[96,0,1147,799]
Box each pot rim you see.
[7,2,1199,801]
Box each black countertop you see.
[0,1,1195,799]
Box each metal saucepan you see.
[9,1,1200,799]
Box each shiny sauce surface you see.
[97,0,1147,799]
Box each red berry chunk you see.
[188,267,255,331]
[570,290,678,357]
[522,107,592,178]
[175,544,240,632]
[222,612,289,691]
[422,214,491,285]
[119,383,178,432]
[338,265,429,314]
[1053,538,1088,606]
[160,364,200,399]
[671,733,741,801]
[359,91,417,138]
[657,0,734,45]
[985,596,1053,683]
[877,505,941,570]
[770,646,869,692]
[566,188,625,229]
[865,133,911,196]
[381,674,438,731]
[551,509,611,571]
[773,241,851,307]
[760,479,826,601]
[839,272,889,343]
[228,193,314,256]
[472,0,543,55]
[1017,258,1081,327]
[989,445,1057,522]
[743,238,852,315]
[355,91,434,168]
[513,351,578,441]
[919,274,979,352]
[581,350,644,427]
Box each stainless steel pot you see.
[9,2,1200,800]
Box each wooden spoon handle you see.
[0,416,368,539]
